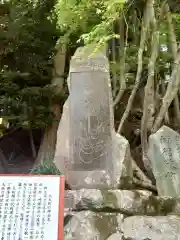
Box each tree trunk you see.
[141,0,159,179]
[165,3,180,125]
[152,50,180,132]
[113,16,126,106]
[35,104,61,165]
[34,46,66,166]
[117,0,151,133]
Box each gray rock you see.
[54,97,70,174]
[106,233,123,240]
[64,211,123,240]
[148,125,180,196]
[113,132,132,188]
[123,215,180,240]
[65,189,180,215]
[54,45,132,189]
[65,190,152,213]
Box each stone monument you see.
[148,125,180,196]
[69,45,114,171]
[54,45,132,189]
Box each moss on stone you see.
[101,190,119,209]
[141,195,176,215]
[29,161,61,175]
[160,198,176,214]
[119,176,133,189]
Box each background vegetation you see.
[1,0,180,179]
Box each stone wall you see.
[64,189,180,239]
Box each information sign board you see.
[0,175,65,240]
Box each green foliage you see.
[0,0,62,128]
[1,0,58,72]
[0,0,127,130]
[30,161,61,175]
[172,13,180,41]
[55,0,125,46]
[1,0,180,133]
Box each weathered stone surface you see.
[64,211,123,240]
[65,189,152,212]
[63,131,132,189]
[113,132,132,188]
[65,189,180,215]
[106,233,123,240]
[63,134,131,189]
[69,46,114,171]
[148,125,180,197]
[54,98,70,174]
[54,45,132,189]
[123,215,180,240]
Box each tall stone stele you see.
[69,45,114,187]
[54,45,132,189]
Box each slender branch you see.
[152,3,180,133]
[174,95,180,125]
[132,158,152,184]
[165,3,180,124]
[111,37,117,98]
[132,177,157,193]
[165,3,178,57]
[141,0,163,178]
[113,14,127,106]
[161,77,170,124]
[152,50,180,132]
[117,0,151,133]
[152,3,180,132]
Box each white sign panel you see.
[0,175,65,240]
